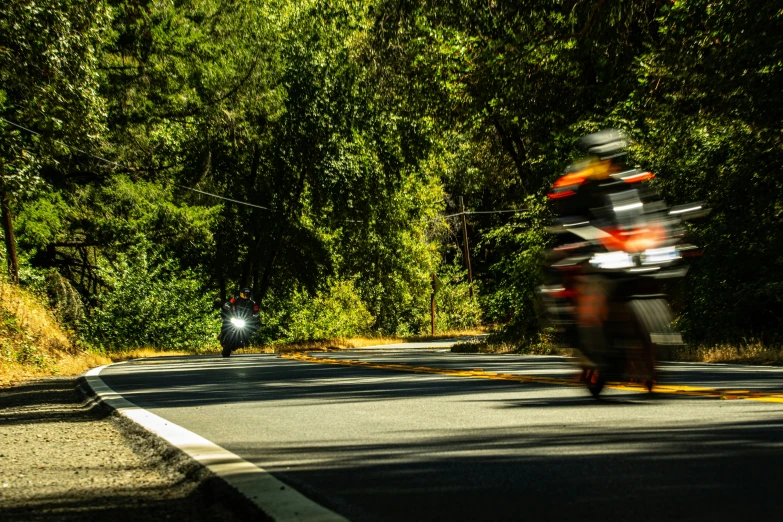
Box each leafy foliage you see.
[84,251,218,351]
[0,0,109,193]
[430,262,482,332]
[284,279,374,342]
[2,0,781,352]
[617,1,783,344]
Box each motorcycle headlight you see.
[230,317,247,329]
[589,251,634,269]
[641,247,680,265]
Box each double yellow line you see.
[282,353,783,404]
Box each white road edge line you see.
[84,364,349,522]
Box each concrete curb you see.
[80,363,349,522]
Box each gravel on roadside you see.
[0,377,264,521]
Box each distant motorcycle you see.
[219,308,258,358]
[540,167,708,397]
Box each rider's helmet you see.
[548,129,635,212]
[577,128,628,160]
[239,287,253,300]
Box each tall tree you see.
[0,0,109,281]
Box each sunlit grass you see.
[0,278,80,386]
[0,279,73,354]
[455,335,782,366]
[451,338,568,355]
[106,347,193,361]
[663,342,783,365]
[405,327,488,343]
[234,336,403,354]
[0,347,196,387]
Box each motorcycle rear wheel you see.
[626,298,674,391]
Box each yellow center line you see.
[281,353,783,404]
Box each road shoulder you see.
[0,376,262,521]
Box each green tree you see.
[0,0,109,280]
[619,1,783,344]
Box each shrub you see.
[280,279,374,342]
[84,252,219,351]
[426,262,482,332]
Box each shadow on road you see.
[95,354,783,522]
[245,415,783,522]
[100,354,587,409]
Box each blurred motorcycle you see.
[540,165,707,397]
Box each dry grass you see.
[232,336,405,355]
[451,338,568,356]
[233,330,490,355]
[1,347,197,387]
[662,342,783,365]
[0,279,81,387]
[405,328,488,343]
[106,347,193,361]
[0,279,73,354]
[453,336,783,366]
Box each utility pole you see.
[430,275,436,336]
[1,190,18,283]
[459,196,473,298]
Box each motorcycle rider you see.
[548,128,636,219]
[219,287,260,355]
[547,129,649,361]
[222,287,259,318]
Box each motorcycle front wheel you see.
[581,367,606,398]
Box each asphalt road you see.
[99,346,783,522]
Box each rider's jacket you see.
[548,158,656,222]
[221,296,259,321]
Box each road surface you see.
[98,344,783,521]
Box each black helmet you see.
[239,287,252,299]
[577,129,628,159]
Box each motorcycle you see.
[219,307,259,358]
[540,167,707,397]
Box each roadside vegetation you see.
[453,336,783,368]
[1,0,780,384]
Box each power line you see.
[2,116,280,212]
[176,185,277,212]
[435,208,529,221]
[466,209,529,215]
[2,116,529,222]
[1,117,125,168]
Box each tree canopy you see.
[1,0,780,350]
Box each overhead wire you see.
[2,116,529,222]
[1,117,124,168]
[176,185,277,212]
[438,209,529,220]
[2,116,278,212]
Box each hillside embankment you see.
[0,280,198,387]
[0,280,106,387]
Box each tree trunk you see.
[258,239,282,299]
[254,167,307,299]
[493,118,529,195]
[1,190,19,283]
